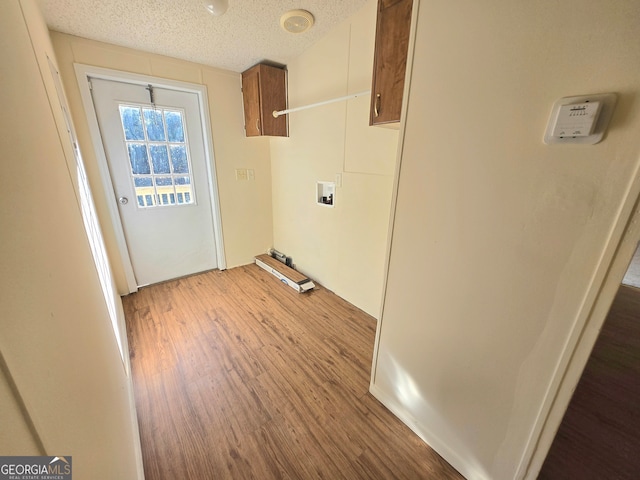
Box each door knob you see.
[118,196,129,205]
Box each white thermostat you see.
[544,93,616,145]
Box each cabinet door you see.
[370,0,413,125]
[259,66,288,137]
[242,67,262,136]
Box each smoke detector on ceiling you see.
[203,0,228,16]
[280,10,315,34]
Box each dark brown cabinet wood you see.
[370,0,413,126]
[241,63,288,137]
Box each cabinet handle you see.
[256,118,260,133]
[374,93,381,117]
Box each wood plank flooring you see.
[123,264,463,480]
[539,285,640,479]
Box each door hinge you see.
[88,78,93,90]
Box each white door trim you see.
[74,64,227,293]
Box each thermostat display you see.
[543,93,616,145]
[551,102,601,138]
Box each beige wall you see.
[0,359,42,454]
[270,0,399,318]
[51,32,274,292]
[372,1,640,479]
[0,1,142,477]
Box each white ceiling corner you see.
[37,0,369,73]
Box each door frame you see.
[74,64,226,293]
[522,165,640,478]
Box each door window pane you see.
[119,106,144,140]
[155,177,175,205]
[156,176,173,186]
[134,177,153,187]
[133,177,153,207]
[175,176,193,206]
[127,144,150,174]
[150,145,170,174]
[170,145,189,174]
[165,111,185,142]
[119,103,195,208]
[144,109,166,141]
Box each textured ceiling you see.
[37,0,368,73]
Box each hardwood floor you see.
[123,264,463,480]
[539,285,640,479]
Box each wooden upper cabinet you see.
[370,0,413,126]
[241,63,288,137]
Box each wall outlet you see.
[247,169,255,180]
[235,168,247,181]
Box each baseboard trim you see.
[369,383,490,480]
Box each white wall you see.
[0,1,142,477]
[51,32,274,292]
[270,0,399,317]
[372,1,640,479]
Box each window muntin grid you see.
[118,104,195,208]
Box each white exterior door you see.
[90,78,217,286]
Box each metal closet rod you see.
[272,91,371,118]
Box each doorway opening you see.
[538,243,640,478]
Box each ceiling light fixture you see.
[203,0,229,16]
[280,10,315,34]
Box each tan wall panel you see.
[270,0,398,317]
